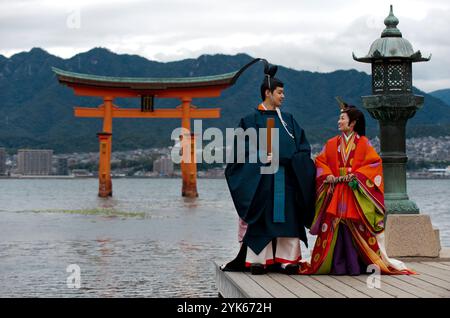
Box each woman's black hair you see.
[342,106,366,136]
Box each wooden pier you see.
[215,259,450,298]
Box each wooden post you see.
[267,118,275,155]
[98,96,113,197]
[180,97,198,197]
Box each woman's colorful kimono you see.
[299,133,414,275]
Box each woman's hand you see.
[325,174,355,184]
[343,173,355,182]
[325,175,336,184]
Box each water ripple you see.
[0,178,448,297]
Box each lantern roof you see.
[353,5,431,63]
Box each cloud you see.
[1,0,449,92]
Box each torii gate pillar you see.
[180,97,198,197]
[97,96,114,197]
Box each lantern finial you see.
[382,5,402,38]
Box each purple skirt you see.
[330,223,366,275]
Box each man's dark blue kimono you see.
[224,106,316,270]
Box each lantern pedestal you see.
[362,94,423,214]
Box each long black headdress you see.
[263,61,278,77]
[263,61,278,94]
[229,58,282,101]
[230,58,277,85]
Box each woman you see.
[299,102,414,275]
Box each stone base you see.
[385,214,441,258]
[396,248,450,262]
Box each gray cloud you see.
[1,0,449,92]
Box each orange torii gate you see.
[52,62,256,198]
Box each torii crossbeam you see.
[52,62,256,198]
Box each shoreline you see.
[1,176,449,180]
[0,175,226,180]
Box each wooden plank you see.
[409,271,450,290]
[394,275,450,298]
[246,273,296,298]
[409,262,450,283]
[352,275,418,298]
[216,271,245,298]
[425,262,450,271]
[312,275,369,298]
[268,273,321,298]
[419,262,450,275]
[225,271,273,298]
[332,275,394,298]
[215,263,272,298]
[380,275,439,298]
[413,262,450,277]
[292,275,346,298]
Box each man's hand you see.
[267,152,272,163]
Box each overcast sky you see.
[1,0,449,92]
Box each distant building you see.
[57,157,69,175]
[153,156,174,176]
[71,169,92,177]
[17,149,53,175]
[0,148,6,175]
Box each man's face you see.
[268,87,284,107]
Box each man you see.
[222,63,316,275]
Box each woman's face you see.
[338,112,354,133]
